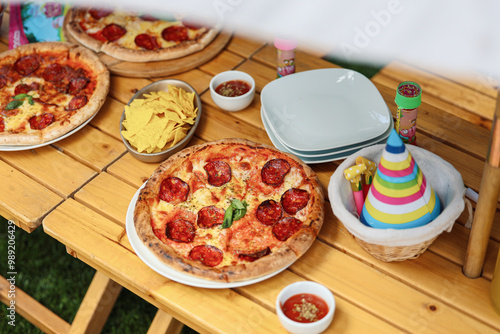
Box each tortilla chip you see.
[121,85,198,153]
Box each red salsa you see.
[281,293,328,323]
[215,80,251,97]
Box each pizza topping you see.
[0,117,4,132]
[6,93,34,110]
[43,63,66,82]
[189,245,223,267]
[272,217,303,241]
[204,160,231,187]
[181,17,204,30]
[197,206,225,228]
[261,159,291,186]
[29,113,55,130]
[102,23,127,41]
[238,247,271,262]
[281,188,310,214]
[222,199,248,229]
[14,55,40,76]
[15,82,39,95]
[66,95,88,111]
[141,14,159,21]
[166,219,195,243]
[89,8,113,19]
[256,200,283,226]
[162,25,189,42]
[159,176,190,204]
[68,77,89,95]
[135,34,160,50]
[0,75,7,89]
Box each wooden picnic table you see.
[1,7,500,333]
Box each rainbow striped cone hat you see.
[360,129,441,229]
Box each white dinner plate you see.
[261,107,387,164]
[126,184,289,289]
[261,105,393,158]
[260,68,392,151]
[0,113,97,152]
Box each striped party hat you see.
[360,129,441,229]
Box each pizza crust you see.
[134,138,325,282]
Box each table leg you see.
[68,271,122,334]
[463,89,500,278]
[147,309,184,334]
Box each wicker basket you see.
[329,144,466,262]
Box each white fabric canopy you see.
[20,0,500,79]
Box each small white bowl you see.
[276,281,335,334]
[209,70,255,112]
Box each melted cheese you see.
[4,101,42,132]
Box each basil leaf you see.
[232,200,248,221]
[221,205,234,229]
[221,199,249,229]
[28,96,34,105]
[6,100,24,110]
[13,93,30,100]
[231,199,246,210]
[233,209,245,221]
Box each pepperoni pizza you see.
[64,7,219,62]
[0,42,109,146]
[134,139,325,282]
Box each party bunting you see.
[360,129,441,229]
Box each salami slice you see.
[159,176,190,204]
[29,113,54,130]
[14,82,39,95]
[14,55,40,76]
[256,200,282,226]
[204,160,231,187]
[161,26,188,42]
[66,95,88,111]
[166,219,195,243]
[261,159,291,186]
[197,205,225,228]
[102,24,127,41]
[238,247,271,262]
[135,34,160,50]
[0,118,5,132]
[281,188,310,214]
[89,8,113,19]
[43,63,66,82]
[68,77,89,95]
[0,75,6,89]
[189,245,223,267]
[272,217,303,241]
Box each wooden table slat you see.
[0,160,63,231]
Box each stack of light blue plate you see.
[260,68,393,164]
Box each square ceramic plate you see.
[261,105,393,158]
[261,108,389,164]
[260,68,392,151]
